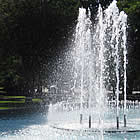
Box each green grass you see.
[0,95,42,108]
[32,98,42,103]
[3,96,26,99]
[0,99,25,104]
[0,107,15,110]
[0,95,43,111]
[0,91,7,93]
[0,87,6,93]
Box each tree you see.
[118,0,140,93]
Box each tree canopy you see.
[117,0,140,92]
[0,0,140,95]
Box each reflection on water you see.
[0,105,48,137]
[0,106,140,140]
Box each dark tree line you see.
[0,0,140,96]
[0,0,79,95]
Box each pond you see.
[0,105,140,140]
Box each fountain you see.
[1,1,140,140]
[48,0,140,136]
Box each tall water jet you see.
[75,7,92,125]
[86,9,93,128]
[86,9,92,128]
[104,0,120,129]
[93,4,106,133]
[103,0,128,129]
[120,12,127,127]
[48,0,129,135]
[75,7,86,124]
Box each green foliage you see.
[0,55,23,88]
[117,0,140,91]
[0,0,140,95]
[47,0,80,16]
[0,0,42,93]
[118,1,140,28]
[0,0,40,41]
[117,0,140,40]
[0,0,78,94]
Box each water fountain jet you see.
[47,0,140,136]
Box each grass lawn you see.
[0,99,25,104]
[0,107,15,110]
[32,98,42,103]
[0,87,7,93]
[0,95,43,110]
[0,91,7,93]
[3,96,26,99]
[0,87,4,90]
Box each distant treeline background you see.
[0,0,140,96]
